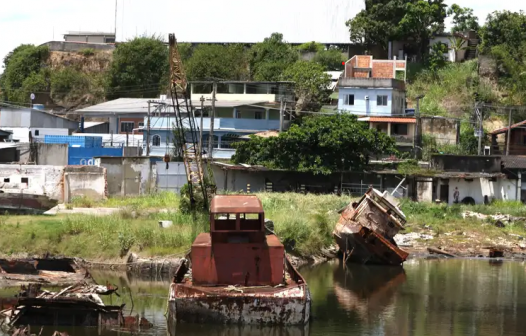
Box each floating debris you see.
[0,282,151,332]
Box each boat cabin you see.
[191,195,284,286]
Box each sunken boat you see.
[0,192,58,214]
[168,195,311,325]
[333,188,408,265]
[0,258,91,287]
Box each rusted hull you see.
[0,193,58,214]
[334,224,408,266]
[169,284,311,325]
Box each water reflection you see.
[332,263,406,323]
[2,260,526,336]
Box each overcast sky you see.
[0,0,524,73]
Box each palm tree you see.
[448,37,467,63]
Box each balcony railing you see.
[392,135,413,144]
[149,117,280,132]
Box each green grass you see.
[4,193,526,261]
[400,200,526,248]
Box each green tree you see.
[479,10,526,53]
[249,33,298,81]
[426,42,448,72]
[398,0,448,60]
[296,42,325,53]
[232,114,396,175]
[184,44,249,81]
[346,0,408,51]
[447,4,480,33]
[106,36,168,99]
[50,68,91,104]
[282,61,331,112]
[313,48,346,71]
[347,0,447,58]
[0,45,49,103]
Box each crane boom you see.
[168,33,209,210]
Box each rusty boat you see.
[0,192,58,214]
[169,195,311,325]
[333,188,408,265]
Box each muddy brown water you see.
[1,259,526,336]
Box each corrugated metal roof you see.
[74,98,267,115]
[502,156,526,169]
[359,117,416,124]
[491,120,526,135]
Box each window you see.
[21,177,28,184]
[255,111,263,120]
[3,178,9,183]
[138,122,144,128]
[523,135,526,145]
[104,37,115,43]
[235,110,242,119]
[152,135,161,147]
[34,130,39,136]
[345,94,355,106]
[392,124,408,135]
[121,122,135,133]
[377,95,388,106]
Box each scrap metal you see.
[333,187,409,265]
[168,194,311,325]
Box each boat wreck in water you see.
[0,258,91,287]
[333,188,408,265]
[169,195,311,325]
[0,283,152,331]
[0,192,58,214]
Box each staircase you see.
[465,38,479,60]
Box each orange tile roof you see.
[366,117,416,124]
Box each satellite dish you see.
[30,93,35,100]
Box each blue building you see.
[73,81,294,159]
[146,102,285,159]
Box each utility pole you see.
[476,102,483,155]
[506,107,512,156]
[199,96,205,156]
[146,101,151,156]
[415,95,424,160]
[114,0,118,40]
[208,81,217,160]
[279,97,284,132]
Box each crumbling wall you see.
[422,117,459,145]
[63,166,106,203]
[0,165,64,200]
[34,144,68,166]
[95,157,154,196]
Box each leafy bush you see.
[79,48,95,57]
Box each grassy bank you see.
[1,193,525,261]
[0,193,350,260]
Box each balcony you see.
[338,78,406,90]
[148,117,280,132]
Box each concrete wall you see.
[448,178,517,205]
[33,143,69,166]
[211,166,407,196]
[95,157,155,196]
[431,155,501,173]
[0,164,107,202]
[64,166,106,203]
[0,165,64,200]
[41,41,115,52]
[422,117,459,145]
[0,107,78,129]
